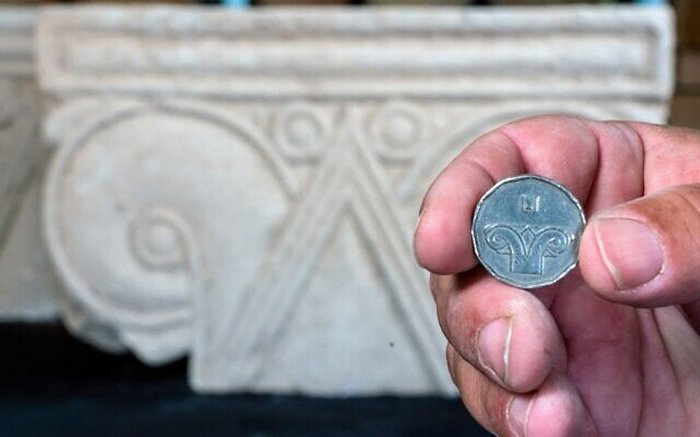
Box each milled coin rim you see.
[471,174,587,289]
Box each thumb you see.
[579,184,700,307]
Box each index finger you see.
[414,115,600,275]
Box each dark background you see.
[0,323,489,436]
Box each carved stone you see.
[0,8,61,321]
[36,6,674,394]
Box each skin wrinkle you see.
[567,302,639,435]
[669,189,700,258]
[550,274,640,435]
[645,309,688,435]
[428,273,440,301]
[648,155,691,191]
[599,121,644,199]
[637,123,664,191]
[609,121,646,169]
[446,345,458,386]
[506,394,534,437]
[654,307,700,431]
[505,396,519,437]
[581,165,603,217]
[639,125,700,192]
[581,120,644,215]
[648,309,685,428]
[676,202,700,295]
[485,371,511,435]
[484,130,527,174]
[573,119,605,209]
[433,279,451,343]
[500,115,588,150]
[461,155,498,193]
[502,117,599,205]
[443,279,463,350]
[522,394,535,437]
[548,304,568,374]
[631,309,644,437]
[495,129,537,177]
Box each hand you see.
[414,116,700,436]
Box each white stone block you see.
[0,8,60,321]
[36,6,674,394]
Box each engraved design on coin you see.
[485,225,571,275]
[472,175,586,289]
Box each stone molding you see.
[31,6,675,394]
[38,6,673,100]
[0,8,33,78]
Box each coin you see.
[471,175,586,289]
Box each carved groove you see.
[38,7,673,99]
[486,225,571,275]
[129,207,191,271]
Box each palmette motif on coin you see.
[471,175,586,289]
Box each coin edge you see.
[471,174,587,289]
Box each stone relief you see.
[42,98,668,394]
[0,9,60,320]
[37,6,673,100]
[0,79,38,251]
[31,6,675,394]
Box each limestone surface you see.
[33,5,674,394]
[0,9,60,321]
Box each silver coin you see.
[471,175,585,289]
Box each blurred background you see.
[0,1,695,436]
[7,0,696,133]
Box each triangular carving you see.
[191,114,451,393]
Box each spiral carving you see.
[44,104,289,366]
[370,102,425,161]
[532,228,570,258]
[274,103,330,161]
[129,207,191,271]
[485,225,571,275]
[485,225,525,257]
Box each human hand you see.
[414,116,700,436]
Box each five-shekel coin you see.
[471,175,586,289]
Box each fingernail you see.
[477,317,512,383]
[594,217,663,289]
[508,396,532,437]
